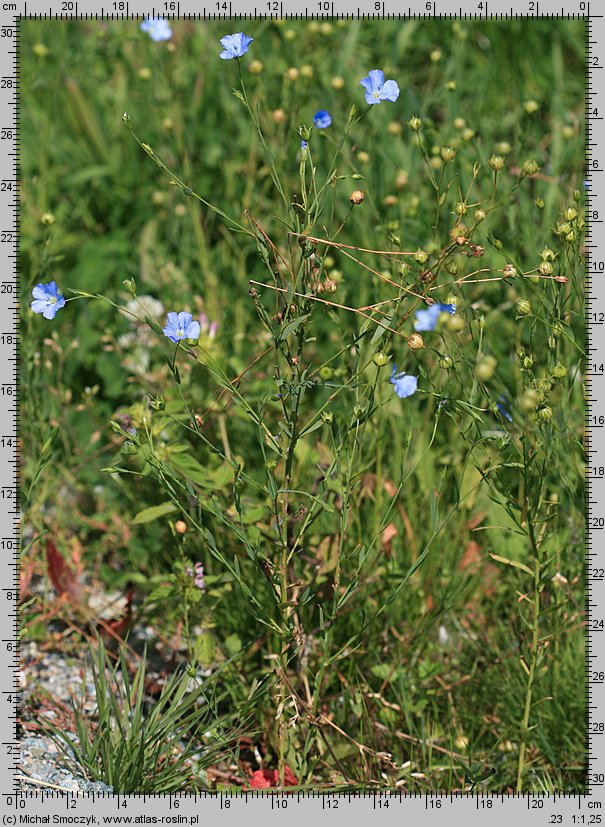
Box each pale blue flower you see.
[360,70,400,105]
[313,110,332,129]
[497,394,513,423]
[219,32,253,60]
[140,17,172,42]
[414,303,456,332]
[390,365,418,399]
[163,311,201,343]
[31,281,65,320]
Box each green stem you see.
[516,455,544,792]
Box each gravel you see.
[19,641,114,793]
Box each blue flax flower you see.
[360,70,400,105]
[31,281,65,320]
[219,32,253,60]
[140,17,172,42]
[414,303,456,332]
[313,110,332,129]
[496,394,513,423]
[163,312,201,343]
[390,365,418,399]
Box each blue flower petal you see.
[30,281,65,320]
[379,79,400,102]
[361,69,398,105]
[389,364,418,399]
[313,110,332,129]
[219,32,253,59]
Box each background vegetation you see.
[21,18,586,792]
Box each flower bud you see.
[357,151,370,164]
[573,188,581,202]
[495,141,511,155]
[516,299,531,316]
[249,59,264,74]
[455,202,467,215]
[123,278,137,294]
[489,155,505,172]
[395,170,409,189]
[524,99,540,114]
[453,117,465,130]
[475,355,497,381]
[321,410,334,424]
[138,67,152,81]
[552,363,567,379]
[535,196,545,209]
[349,189,364,207]
[474,209,487,222]
[407,333,424,350]
[548,336,556,349]
[462,127,475,141]
[265,459,277,471]
[540,246,556,261]
[519,388,540,412]
[537,378,552,393]
[373,351,389,367]
[565,230,575,243]
[431,48,442,62]
[439,355,453,369]
[556,222,571,236]
[353,404,364,419]
[414,249,429,264]
[538,405,553,421]
[287,67,299,81]
[523,356,533,369]
[440,146,456,162]
[446,315,465,333]
[122,111,132,129]
[331,76,345,90]
[319,366,333,380]
[408,116,422,131]
[175,520,187,535]
[551,572,567,589]
[521,159,540,176]
[272,108,287,124]
[538,261,553,276]
[300,64,314,79]
[387,121,402,136]
[324,278,337,293]
[149,395,165,411]
[40,212,55,226]
[564,206,577,222]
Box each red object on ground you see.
[247,766,298,788]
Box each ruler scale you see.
[6,1,599,822]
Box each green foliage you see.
[22,18,586,792]
[43,639,255,793]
